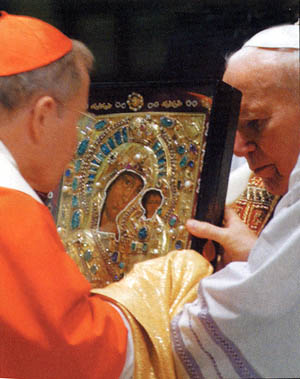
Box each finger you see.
[185,219,226,245]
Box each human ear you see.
[29,95,58,143]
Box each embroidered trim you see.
[171,314,204,379]
[188,310,223,378]
[171,289,261,378]
[196,286,260,378]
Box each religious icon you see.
[99,171,144,237]
[54,81,241,287]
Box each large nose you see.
[233,130,256,157]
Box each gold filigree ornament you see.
[126,92,144,111]
[56,110,209,287]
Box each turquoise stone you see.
[108,137,116,149]
[180,156,188,168]
[71,210,80,229]
[169,215,177,227]
[155,149,164,158]
[138,227,147,240]
[96,153,105,161]
[72,178,78,191]
[94,120,107,130]
[75,160,81,173]
[131,242,136,251]
[119,262,125,269]
[158,157,166,166]
[157,208,162,216]
[122,127,128,142]
[160,116,175,128]
[84,250,92,261]
[100,144,110,156]
[77,139,89,156]
[114,131,122,145]
[142,243,148,253]
[177,145,186,155]
[153,141,161,152]
[91,159,100,167]
[158,171,166,177]
[72,195,78,208]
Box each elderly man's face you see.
[223,49,300,195]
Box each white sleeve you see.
[107,302,134,379]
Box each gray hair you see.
[0,39,94,111]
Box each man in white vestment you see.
[172,22,300,378]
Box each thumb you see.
[186,219,225,245]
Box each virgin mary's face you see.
[104,172,144,220]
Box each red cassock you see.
[0,187,128,379]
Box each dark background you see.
[1,0,299,82]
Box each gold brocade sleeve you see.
[92,249,212,378]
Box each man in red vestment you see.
[0,11,133,379]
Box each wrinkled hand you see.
[186,207,258,265]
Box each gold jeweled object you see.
[57,106,209,287]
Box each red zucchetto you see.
[0,10,72,76]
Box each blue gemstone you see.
[160,116,175,128]
[75,160,81,173]
[122,127,128,143]
[111,252,119,262]
[107,137,116,149]
[84,250,92,261]
[177,146,186,155]
[158,172,166,177]
[77,139,89,156]
[190,144,197,153]
[91,159,100,167]
[86,186,93,193]
[72,195,78,207]
[180,156,188,168]
[175,240,183,249]
[155,149,164,158]
[153,141,161,152]
[65,169,72,177]
[138,227,148,240]
[158,157,166,166]
[94,120,107,130]
[88,174,96,180]
[188,160,195,168]
[100,144,110,155]
[71,210,80,229]
[72,178,78,191]
[131,242,136,251]
[114,131,122,145]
